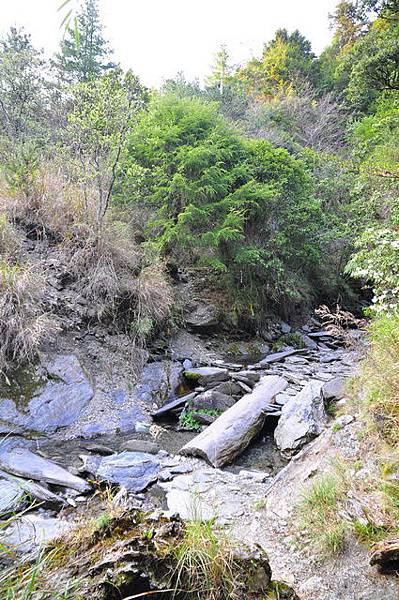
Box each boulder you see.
[0,354,93,434]
[0,446,90,493]
[274,380,328,457]
[185,303,220,331]
[132,360,183,406]
[322,377,347,401]
[94,452,160,493]
[192,390,235,411]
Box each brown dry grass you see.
[0,261,58,374]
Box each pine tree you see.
[206,45,232,96]
[54,0,116,83]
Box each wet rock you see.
[185,302,220,331]
[1,513,72,556]
[0,354,93,434]
[120,439,159,454]
[184,367,229,386]
[192,390,235,411]
[274,380,327,457]
[0,446,91,493]
[322,376,347,401]
[95,452,160,493]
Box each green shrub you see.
[120,94,327,324]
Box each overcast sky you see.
[0,0,339,87]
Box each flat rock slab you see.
[1,514,72,556]
[0,472,63,516]
[180,375,287,467]
[274,380,327,457]
[258,348,307,365]
[0,354,93,434]
[90,452,160,493]
[0,446,90,493]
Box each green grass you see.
[179,409,221,431]
[298,473,347,556]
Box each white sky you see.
[0,0,339,88]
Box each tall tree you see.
[236,29,316,99]
[0,27,47,146]
[206,45,233,96]
[54,0,116,83]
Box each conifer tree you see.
[54,0,116,83]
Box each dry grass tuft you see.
[0,261,58,374]
[0,213,21,260]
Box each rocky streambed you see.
[1,320,398,599]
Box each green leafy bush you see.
[120,94,326,323]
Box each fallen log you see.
[179,375,287,467]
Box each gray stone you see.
[95,452,160,493]
[1,514,72,555]
[192,390,235,411]
[0,470,64,514]
[299,334,318,349]
[152,392,197,418]
[258,348,307,365]
[120,439,159,454]
[234,371,261,384]
[0,479,26,516]
[184,367,229,386]
[185,303,220,331]
[322,377,347,401]
[334,414,355,427]
[0,446,91,493]
[274,380,327,457]
[191,412,217,425]
[211,381,242,396]
[0,355,93,434]
[281,322,291,334]
[132,361,183,406]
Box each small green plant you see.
[298,473,347,556]
[272,333,305,352]
[332,422,343,433]
[353,520,389,547]
[179,409,220,431]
